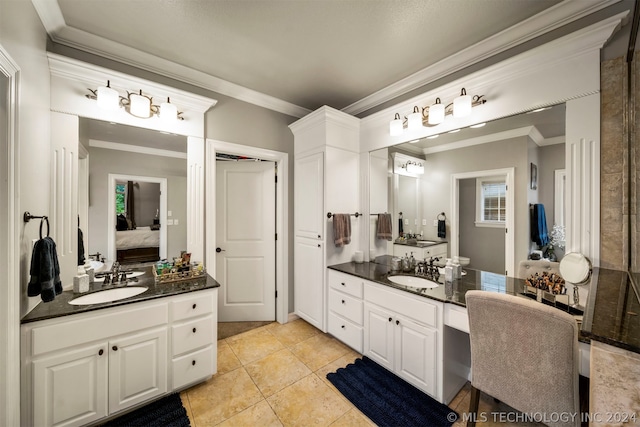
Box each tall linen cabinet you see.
[289,106,360,332]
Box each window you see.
[115,183,126,215]
[476,178,506,227]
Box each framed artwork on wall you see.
[530,163,538,190]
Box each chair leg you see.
[468,385,481,427]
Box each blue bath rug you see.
[327,356,458,427]
[101,393,190,427]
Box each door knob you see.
[216,247,225,253]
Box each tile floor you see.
[179,319,543,426]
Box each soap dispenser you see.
[444,258,454,283]
[402,253,410,272]
[73,266,90,293]
[452,256,462,279]
[409,252,416,269]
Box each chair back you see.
[517,259,560,279]
[465,290,580,427]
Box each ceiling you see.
[33,0,628,118]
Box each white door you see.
[216,161,276,321]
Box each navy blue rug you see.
[101,393,190,427]
[327,356,458,427]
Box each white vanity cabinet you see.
[327,270,364,353]
[364,281,442,400]
[393,242,447,261]
[290,106,360,332]
[21,288,217,427]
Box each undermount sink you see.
[387,275,439,289]
[69,286,148,305]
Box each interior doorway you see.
[451,168,515,276]
[206,140,289,325]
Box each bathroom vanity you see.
[20,270,219,427]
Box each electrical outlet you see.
[414,219,418,225]
[422,219,427,226]
[168,210,172,217]
[173,219,179,225]
[404,219,409,225]
[167,219,174,225]
[433,219,438,226]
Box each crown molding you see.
[342,0,621,116]
[288,105,359,135]
[89,139,187,159]
[422,126,548,155]
[31,0,310,119]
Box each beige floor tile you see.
[217,340,242,375]
[187,367,263,426]
[267,373,351,427]
[217,400,283,427]
[179,391,195,427]
[291,333,351,371]
[245,348,312,397]
[268,318,321,348]
[329,408,376,427]
[226,328,285,364]
[449,381,471,413]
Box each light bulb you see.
[453,88,472,118]
[160,97,178,121]
[407,106,423,131]
[428,98,445,125]
[96,80,119,110]
[389,113,403,136]
[129,90,151,118]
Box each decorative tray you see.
[153,264,206,284]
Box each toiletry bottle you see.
[444,258,454,283]
[402,253,410,272]
[73,266,90,293]
[452,256,462,279]
[409,252,416,269]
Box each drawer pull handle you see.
[112,345,118,351]
[318,244,321,248]
[318,234,321,239]
[192,360,196,366]
[388,317,392,322]
[341,299,345,304]
[396,320,400,326]
[192,303,197,309]
[98,349,104,356]
[341,282,345,286]
[192,327,197,333]
[341,325,345,329]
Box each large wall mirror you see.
[369,103,566,276]
[79,118,188,266]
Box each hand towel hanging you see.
[376,213,393,241]
[332,214,351,247]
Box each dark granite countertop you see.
[393,239,448,248]
[21,267,220,324]
[328,258,640,354]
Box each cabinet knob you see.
[388,317,392,322]
[341,299,345,304]
[341,325,345,329]
[317,235,321,239]
[396,320,400,326]
[98,349,104,356]
[192,303,197,309]
[112,345,118,351]
[318,244,321,248]
[192,360,196,366]
[192,327,197,333]
[341,282,345,286]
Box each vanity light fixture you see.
[86,81,183,122]
[404,160,424,175]
[470,122,486,128]
[388,88,486,135]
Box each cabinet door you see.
[294,236,325,330]
[364,304,394,371]
[395,316,437,396]
[295,152,324,239]
[33,342,108,427]
[109,327,168,414]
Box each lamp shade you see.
[389,113,403,136]
[428,98,445,125]
[160,97,178,121]
[407,106,423,131]
[406,162,424,175]
[96,81,119,110]
[129,91,151,118]
[453,88,472,118]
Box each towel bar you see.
[327,212,361,218]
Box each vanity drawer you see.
[172,315,214,356]
[328,288,363,325]
[365,282,439,328]
[170,290,214,322]
[444,304,469,333]
[328,270,363,298]
[172,345,214,390]
[328,312,363,353]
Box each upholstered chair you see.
[465,290,580,427]
[517,259,560,279]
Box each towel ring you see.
[437,212,446,220]
[39,216,50,239]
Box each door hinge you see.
[275,233,278,240]
[505,228,508,234]
[275,290,278,298]
[275,175,278,183]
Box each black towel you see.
[28,237,62,302]
[437,219,446,238]
[78,227,85,266]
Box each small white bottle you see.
[444,258,454,283]
[73,266,90,293]
[452,256,462,279]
